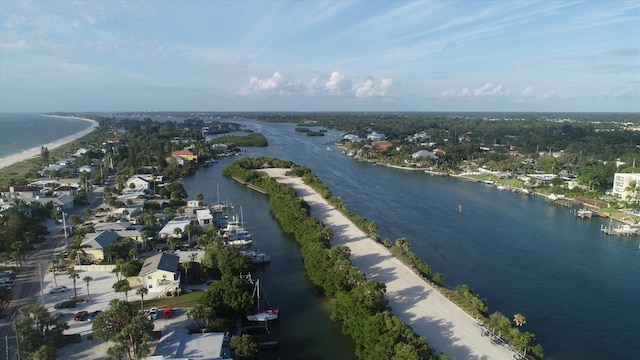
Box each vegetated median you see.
[223,156,544,359]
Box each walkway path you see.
[261,168,515,360]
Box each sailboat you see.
[246,279,279,322]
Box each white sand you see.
[261,168,515,360]
[0,115,99,170]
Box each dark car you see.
[87,310,102,321]
[73,311,88,321]
[54,300,76,310]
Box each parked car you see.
[163,307,173,319]
[54,300,76,309]
[148,307,157,320]
[87,310,102,321]
[49,285,69,294]
[73,311,88,321]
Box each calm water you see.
[0,113,93,159]
[183,119,639,360]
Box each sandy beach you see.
[0,115,99,170]
[261,168,515,360]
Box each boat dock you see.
[601,224,639,236]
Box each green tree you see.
[113,279,132,302]
[230,334,259,359]
[514,313,527,327]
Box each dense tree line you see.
[223,157,449,360]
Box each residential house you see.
[158,218,192,238]
[171,149,198,163]
[367,132,387,141]
[32,195,74,210]
[138,252,181,296]
[372,140,393,151]
[411,150,439,161]
[78,165,94,173]
[195,209,214,227]
[125,176,151,192]
[612,173,640,201]
[0,186,40,201]
[80,231,121,263]
[57,178,82,189]
[342,134,363,142]
[54,186,78,197]
[94,221,133,232]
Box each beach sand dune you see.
[0,115,99,170]
[261,168,515,360]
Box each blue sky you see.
[0,0,638,113]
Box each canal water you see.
[182,119,640,360]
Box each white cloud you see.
[473,82,503,96]
[542,91,555,99]
[236,71,295,96]
[522,86,534,96]
[325,71,350,95]
[439,89,456,98]
[354,77,394,98]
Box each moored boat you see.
[247,278,279,322]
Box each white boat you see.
[576,209,593,219]
[240,250,271,264]
[219,207,253,246]
[246,279,279,322]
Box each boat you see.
[601,223,640,236]
[240,249,271,264]
[246,279,279,322]
[219,207,253,246]
[326,146,332,152]
[576,209,593,219]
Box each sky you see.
[0,0,638,113]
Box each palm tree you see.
[49,259,59,287]
[136,287,149,312]
[182,261,191,286]
[69,271,80,300]
[113,279,132,302]
[513,313,526,327]
[83,276,93,302]
[67,237,91,265]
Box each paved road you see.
[0,185,106,359]
[0,220,64,360]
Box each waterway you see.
[183,119,640,360]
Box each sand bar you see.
[261,168,515,360]
[0,115,99,170]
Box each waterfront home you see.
[158,218,192,238]
[57,178,82,189]
[411,150,439,161]
[77,165,94,173]
[138,252,181,296]
[195,208,214,227]
[612,173,640,202]
[171,149,198,163]
[367,131,387,141]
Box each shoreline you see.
[260,167,515,360]
[0,115,99,170]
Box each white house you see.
[411,150,439,161]
[612,173,640,201]
[158,218,192,238]
[195,209,214,227]
[125,176,151,192]
[138,252,181,296]
[78,165,94,173]
[367,131,387,141]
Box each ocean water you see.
[0,113,94,159]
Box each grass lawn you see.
[132,289,205,311]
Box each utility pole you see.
[62,211,68,247]
[39,263,45,306]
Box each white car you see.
[49,285,69,294]
[148,307,158,320]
